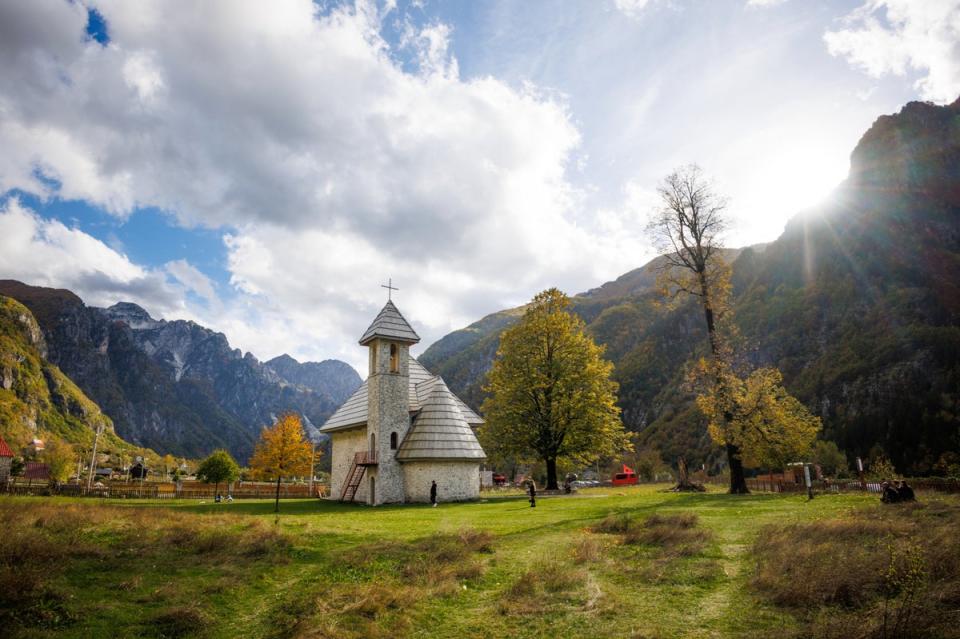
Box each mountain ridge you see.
[420,98,960,474]
[0,280,362,461]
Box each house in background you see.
[0,436,13,484]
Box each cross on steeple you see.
[381,278,399,301]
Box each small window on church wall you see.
[390,432,398,450]
[390,343,399,373]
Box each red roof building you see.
[0,436,13,458]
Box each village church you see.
[319,298,486,505]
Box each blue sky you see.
[0,0,957,374]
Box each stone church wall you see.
[329,427,369,502]
[402,461,480,502]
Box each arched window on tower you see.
[390,343,399,373]
[390,432,398,450]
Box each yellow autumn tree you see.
[42,436,77,483]
[696,365,821,470]
[481,288,629,490]
[249,412,313,512]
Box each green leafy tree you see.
[481,288,630,490]
[633,448,668,482]
[696,367,821,470]
[42,437,76,483]
[196,449,240,495]
[868,455,899,481]
[812,440,848,477]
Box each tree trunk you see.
[726,442,749,494]
[699,275,750,495]
[545,458,559,490]
[274,476,281,513]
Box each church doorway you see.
[369,476,376,505]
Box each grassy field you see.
[2,485,958,639]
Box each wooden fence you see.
[4,480,327,499]
[744,477,960,494]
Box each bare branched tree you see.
[647,164,749,494]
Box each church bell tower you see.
[358,297,420,505]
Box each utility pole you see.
[86,422,104,492]
[308,439,316,497]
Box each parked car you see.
[612,471,638,486]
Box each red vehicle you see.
[492,473,507,486]
[611,464,639,486]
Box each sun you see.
[731,139,851,245]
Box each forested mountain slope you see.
[421,98,960,474]
[0,281,361,461]
[0,295,136,455]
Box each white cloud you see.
[0,0,656,372]
[824,0,960,104]
[0,198,184,314]
[613,0,661,19]
[165,259,217,306]
[746,0,788,7]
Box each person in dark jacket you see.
[881,481,900,503]
[527,480,536,508]
[897,480,916,502]
[430,480,438,507]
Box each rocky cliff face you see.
[0,295,133,453]
[420,98,960,475]
[0,281,361,461]
[264,354,362,405]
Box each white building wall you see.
[329,427,369,502]
[402,461,481,502]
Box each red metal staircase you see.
[339,451,378,502]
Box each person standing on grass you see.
[528,479,537,508]
[430,480,438,507]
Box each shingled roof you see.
[396,379,486,461]
[359,300,420,345]
[320,356,482,432]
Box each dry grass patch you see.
[498,560,589,616]
[752,499,960,639]
[571,535,603,564]
[592,511,711,557]
[343,528,494,592]
[147,606,211,639]
[270,583,419,639]
[623,514,710,557]
[267,529,497,639]
[0,500,292,635]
